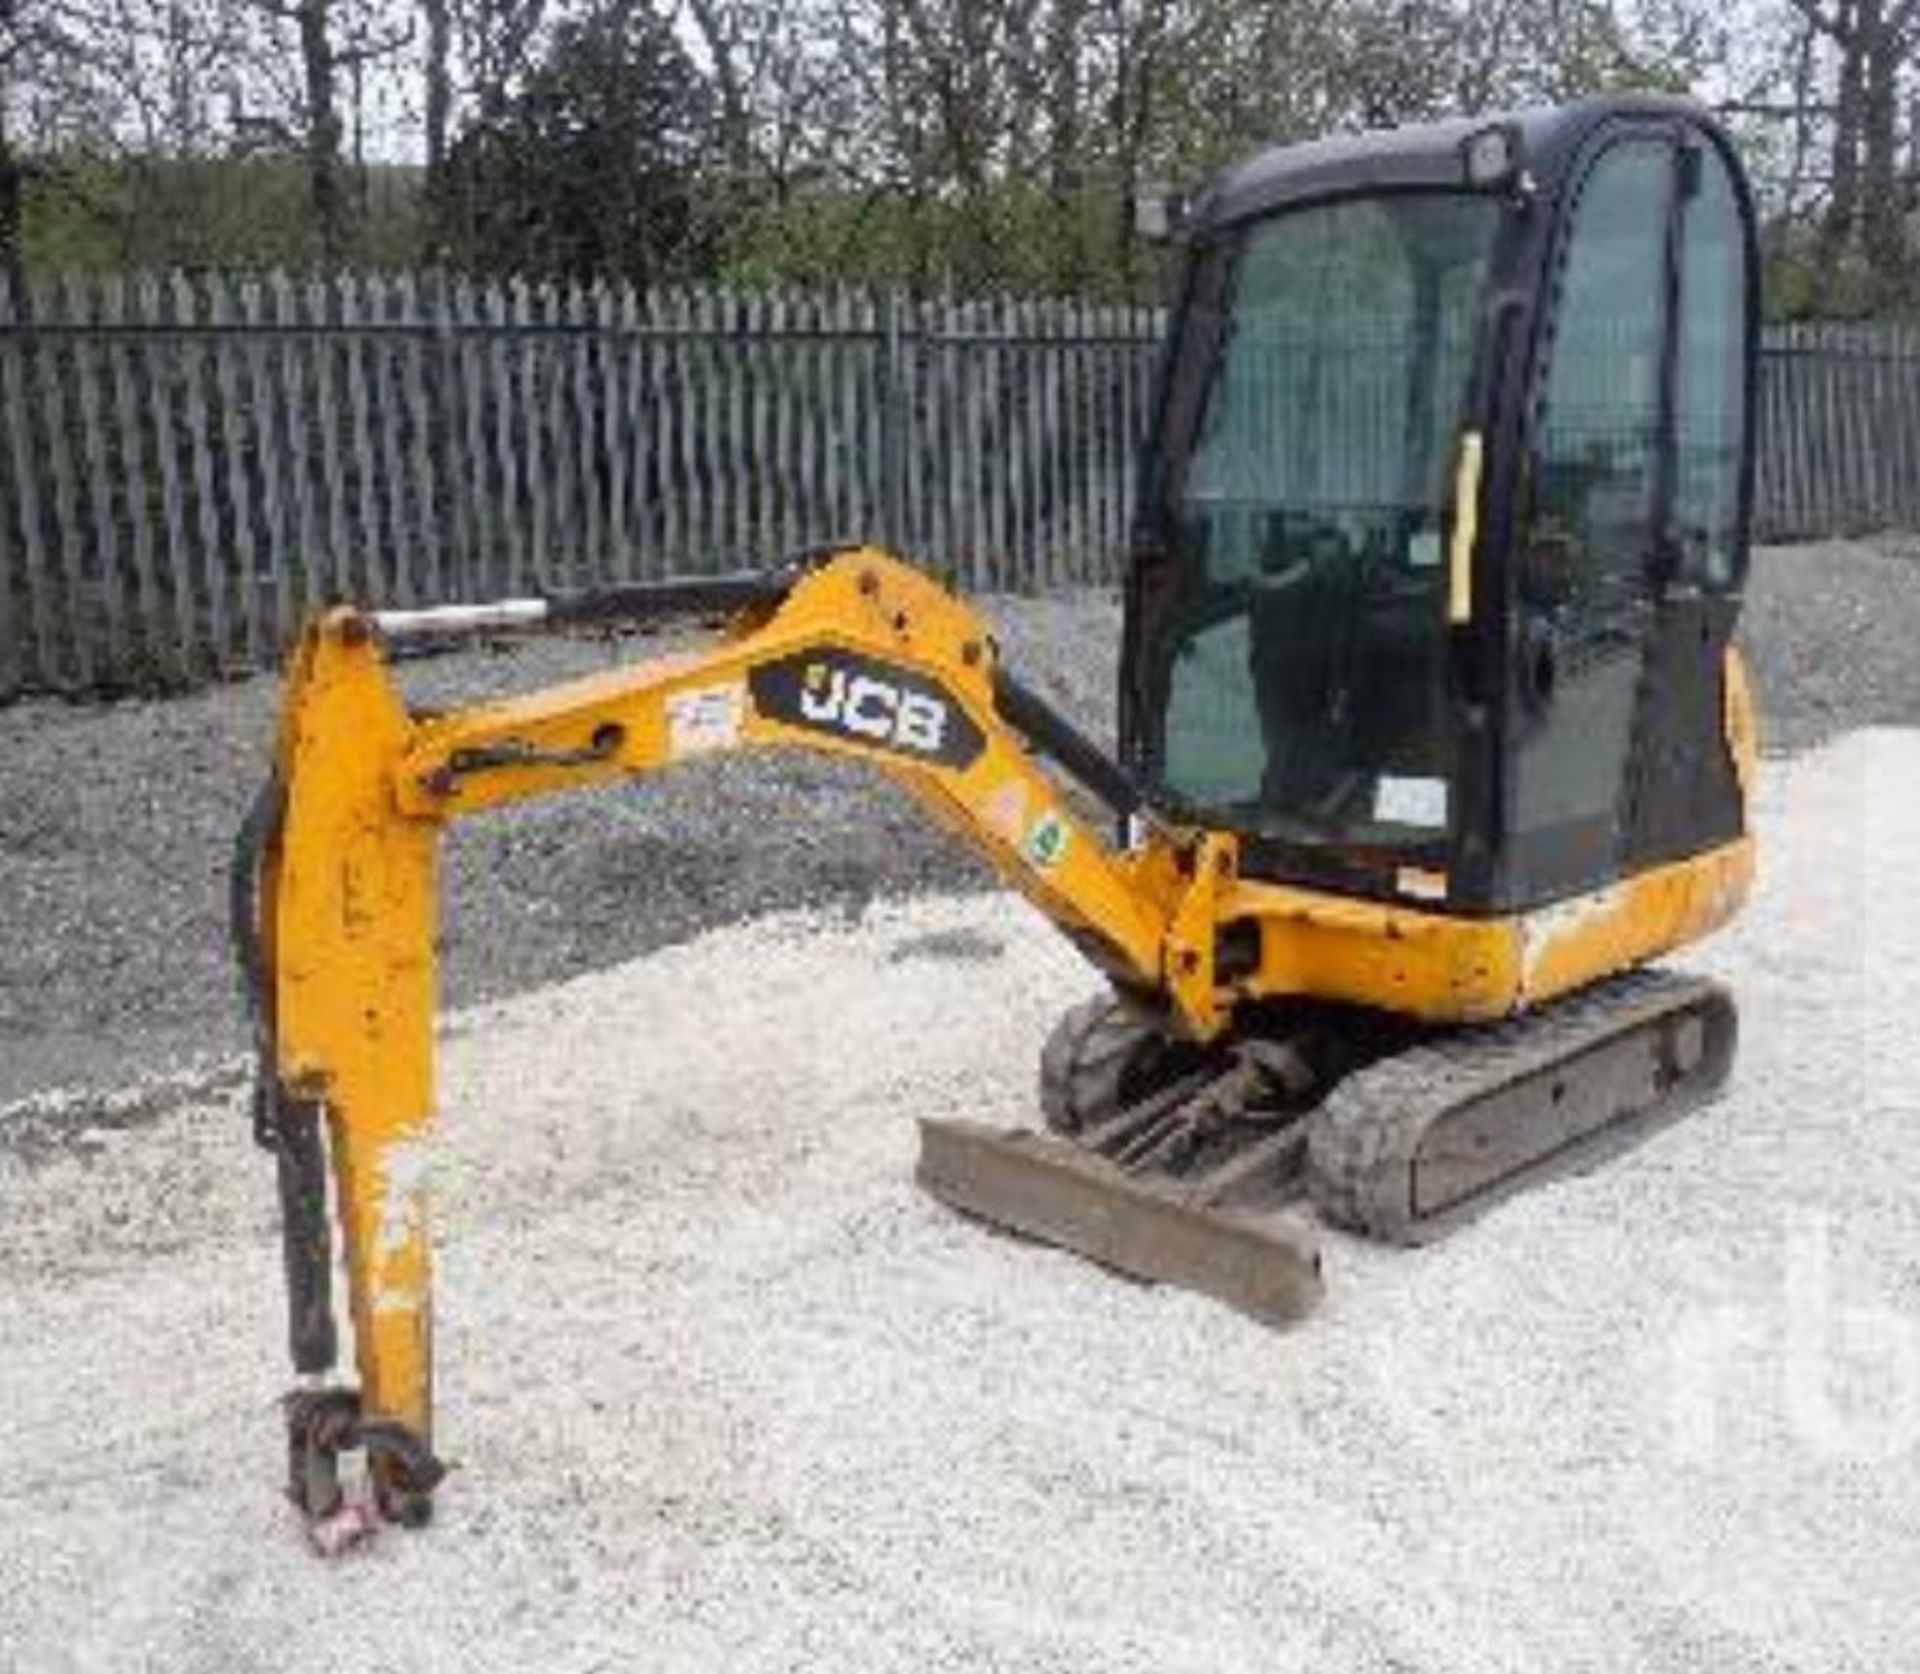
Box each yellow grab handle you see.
[1448,430,1483,626]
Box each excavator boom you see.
[237,546,1302,1536]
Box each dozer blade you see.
[915,1119,1324,1327]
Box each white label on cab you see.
[1374,774,1448,828]
[1406,529,1442,569]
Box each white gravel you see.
[4,728,1919,1673]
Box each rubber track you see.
[1038,990,1181,1136]
[1306,967,1736,1245]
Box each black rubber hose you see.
[541,568,796,631]
[230,774,340,1378]
[276,1101,340,1377]
[230,777,285,1151]
[536,539,857,632]
[991,669,1142,819]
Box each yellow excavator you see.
[236,94,1760,1539]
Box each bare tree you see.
[444,0,543,255]
[421,0,451,253]
[1101,0,1170,285]
[233,0,406,263]
[677,0,850,243]
[0,0,24,285]
[1776,0,1919,296]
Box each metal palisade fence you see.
[1754,321,1920,543]
[2,274,1919,699]
[0,273,1163,697]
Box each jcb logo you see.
[749,650,986,771]
[799,664,949,755]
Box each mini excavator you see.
[237,95,1761,1539]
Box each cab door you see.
[1505,123,1751,904]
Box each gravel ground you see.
[1,535,1917,1108]
[2,729,1917,1672]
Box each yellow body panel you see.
[1224,833,1752,1023]
[258,547,1754,1469]
[1447,430,1483,626]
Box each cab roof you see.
[1189,93,1718,235]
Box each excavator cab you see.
[1122,95,1757,913]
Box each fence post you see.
[69,275,126,673]
[33,274,96,686]
[237,276,293,650]
[208,273,263,666]
[435,273,476,599]
[393,272,440,607]
[598,279,630,579]
[882,289,908,552]
[6,274,63,688]
[137,273,195,683]
[0,272,24,694]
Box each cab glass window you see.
[1673,145,1748,588]
[1511,137,1671,853]
[1154,193,1498,847]
[1524,137,1669,620]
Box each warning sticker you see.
[982,780,1028,845]
[665,682,746,758]
[1395,865,1449,902]
[1023,809,1071,870]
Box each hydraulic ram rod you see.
[368,560,831,643]
[370,598,549,638]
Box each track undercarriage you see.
[917,969,1737,1324]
